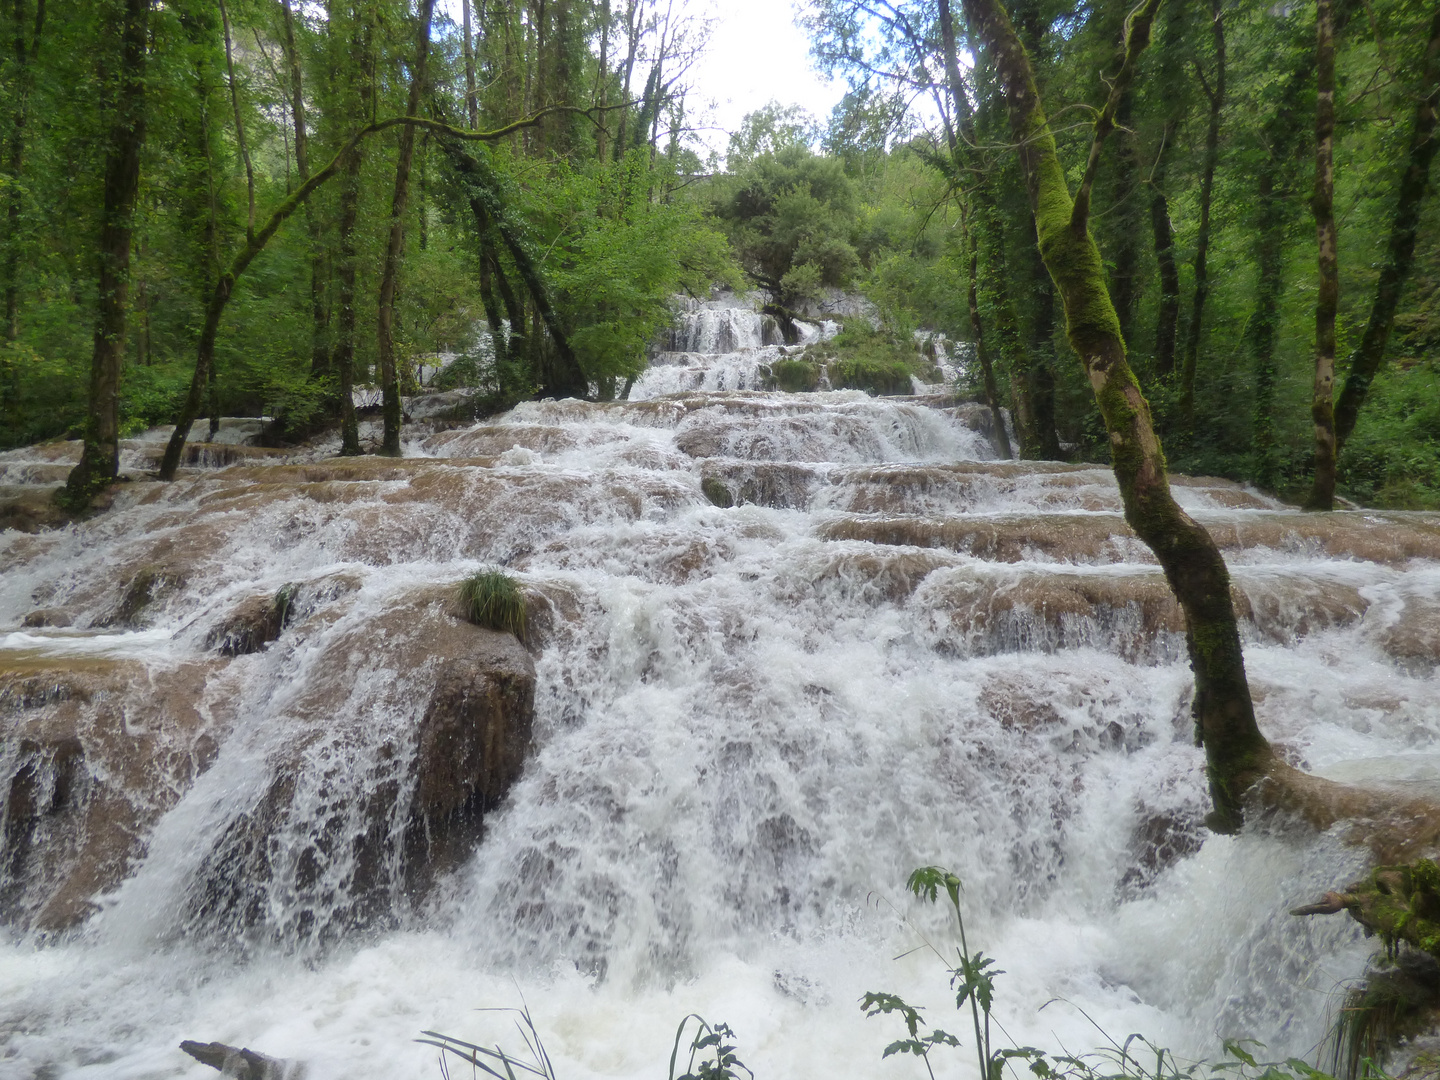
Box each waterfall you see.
[1,295,1437,1080]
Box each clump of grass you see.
[457,569,526,641]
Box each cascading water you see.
[1,296,1438,1080]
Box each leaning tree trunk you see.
[1304,0,1339,511]
[436,134,587,397]
[375,0,436,457]
[959,0,1440,851]
[1248,159,1287,493]
[61,0,149,511]
[1332,8,1440,457]
[1178,0,1224,427]
[959,0,1273,830]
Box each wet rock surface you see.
[0,314,1439,1077]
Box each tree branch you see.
[1070,0,1163,233]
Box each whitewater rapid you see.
[0,296,1436,1080]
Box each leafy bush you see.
[457,570,526,640]
[798,321,936,396]
[763,357,821,392]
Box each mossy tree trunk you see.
[1332,8,1440,460]
[959,0,1274,830]
[375,0,436,457]
[462,0,478,130]
[965,212,1013,459]
[1305,0,1339,511]
[61,0,149,511]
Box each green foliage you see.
[1338,362,1440,509]
[726,101,817,169]
[763,357,821,393]
[457,569,527,641]
[713,144,862,306]
[868,868,1354,1080]
[534,151,739,384]
[668,1015,753,1080]
[418,1007,556,1080]
[799,321,937,396]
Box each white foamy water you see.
[1,302,1438,1080]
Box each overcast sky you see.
[433,0,849,164]
[682,0,848,160]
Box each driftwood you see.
[180,1040,302,1080]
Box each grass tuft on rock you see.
[457,569,527,641]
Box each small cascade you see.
[637,291,838,398]
[0,293,1438,1079]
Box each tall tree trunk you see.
[966,213,1013,460]
[332,9,373,456]
[1332,8,1440,456]
[1107,96,1142,347]
[1149,119,1180,376]
[62,0,149,510]
[281,0,331,384]
[594,0,610,161]
[333,139,364,456]
[1248,161,1286,492]
[462,0,478,129]
[613,0,639,161]
[1178,0,1225,426]
[375,0,436,457]
[218,0,254,241]
[1304,0,1338,511]
[1026,227,1062,459]
[487,239,528,373]
[1246,54,1312,493]
[939,0,1012,460]
[959,0,1274,830]
[2,0,43,342]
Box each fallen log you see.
[179,1040,302,1080]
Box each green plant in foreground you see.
[457,569,527,640]
[669,1015,753,1080]
[420,1007,557,1080]
[421,1011,749,1080]
[865,866,1368,1080]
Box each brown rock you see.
[205,591,293,656]
[22,609,72,628]
[185,589,535,942]
[1378,596,1440,669]
[98,563,189,627]
[0,654,228,930]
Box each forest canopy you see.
[0,0,1438,512]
